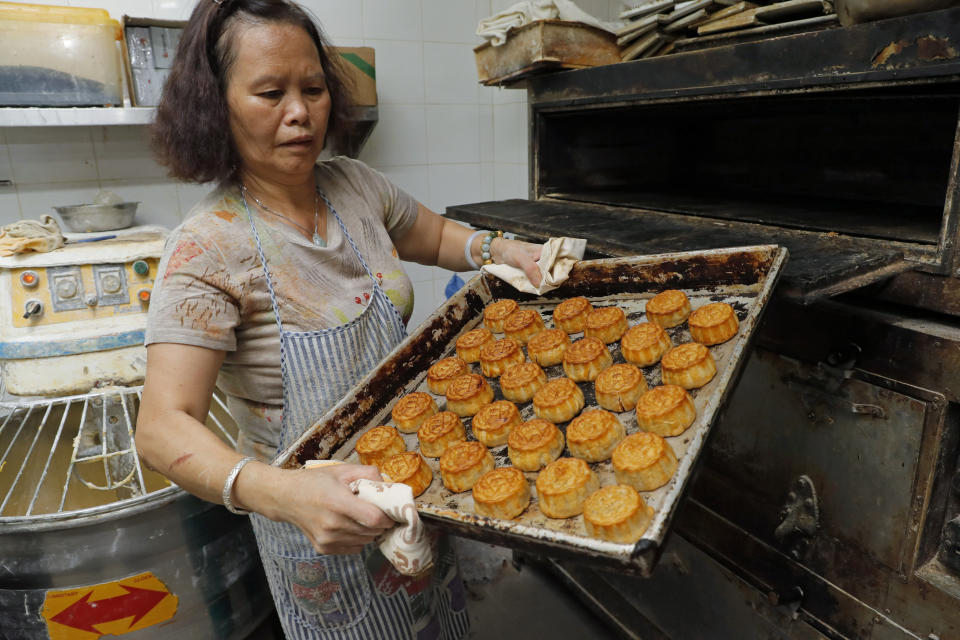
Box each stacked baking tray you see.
[277,245,787,575]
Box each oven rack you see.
[0,382,236,520]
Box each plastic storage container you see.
[0,3,123,106]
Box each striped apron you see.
[242,192,470,640]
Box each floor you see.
[246,539,618,639]
[463,555,617,640]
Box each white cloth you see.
[350,478,433,577]
[303,459,433,576]
[0,215,64,256]
[483,236,586,295]
[477,0,617,46]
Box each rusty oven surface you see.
[276,245,788,575]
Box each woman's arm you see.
[395,203,543,286]
[135,343,394,555]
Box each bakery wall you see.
[0,0,625,327]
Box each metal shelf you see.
[0,107,155,127]
[0,105,377,126]
[0,104,379,154]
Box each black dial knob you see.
[23,300,42,319]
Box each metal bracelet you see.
[222,456,255,515]
[464,229,488,270]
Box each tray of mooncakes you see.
[275,244,788,575]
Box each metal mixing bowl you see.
[53,202,139,232]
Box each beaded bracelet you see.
[464,229,504,269]
[480,230,504,266]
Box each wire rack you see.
[0,379,237,519]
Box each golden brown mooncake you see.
[473,467,531,520]
[503,308,546,345]
[612,432,678,492]
[584,306,629,344]
[594,364,648,412]
[483,299,519,333]
[355,425,406,469]
[532,377,585,423]
[471,400,521,447]
[635,385,697,436]
[661,342,717,389]
[621,322,673,367]
[479,338,526,378]
[645,290,692,329]
[562,337,613,382]
[553,296,593,334]
[418,411,467,457]
[445,373,495,417]
[689,302,739,346]
[526,328,571,367]
[566,409,627,462]
[583,484,654,544]
[507,419,565,471]
[535,457,600,519]
[392,392,439,434]
[439,440,495,492]
[500,362,548,403]
[426,357,469,395]
[381,451,433,497]
[456,328,494,363]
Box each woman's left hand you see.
[491,238,543,287]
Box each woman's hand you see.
[272,463,396,555]
[492,238,543,287]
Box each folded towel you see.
[0,215,65,257]
[303,459,432,576]
[477,0,617,46]
[483,236,586,295]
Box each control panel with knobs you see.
[8,259,157,327]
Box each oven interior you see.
[536,87,959,258]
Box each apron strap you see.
[242,192,286,334]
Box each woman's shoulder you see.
[181,183,245,226]
[315,156,392,199]
[174,185,250,242]
[163,184,252,267]
[316,155,374,181]
[315,157,417,232]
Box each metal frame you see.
[0,382,236,524]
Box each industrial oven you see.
[446,9,960,639]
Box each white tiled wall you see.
[0,0,626,326]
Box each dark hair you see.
[151,0,353,184]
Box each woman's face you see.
[224,21,331,185]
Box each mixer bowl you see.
[53,202,138,232]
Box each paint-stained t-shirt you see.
[146,157,418,459]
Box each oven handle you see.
[785,376,887,419]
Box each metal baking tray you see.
[275,245,788,575]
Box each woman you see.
[135,1,542,638]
